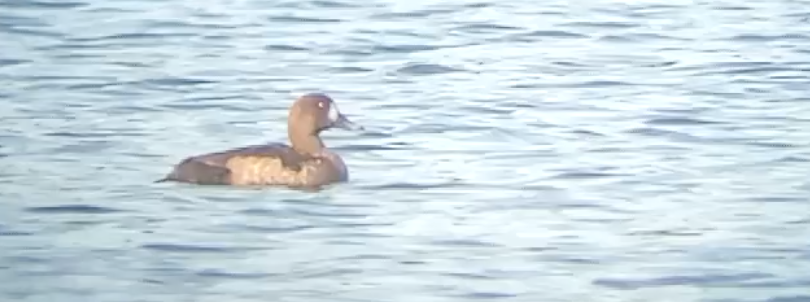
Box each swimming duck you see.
[157,93,362,188]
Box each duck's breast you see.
[313,150,348,182]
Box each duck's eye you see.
[317,102,324,108]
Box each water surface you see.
[2,0,810,301]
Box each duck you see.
[156,93,362,188]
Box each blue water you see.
[2,0,810,301]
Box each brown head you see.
[287,93,362,154]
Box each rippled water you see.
[2,0,810,301]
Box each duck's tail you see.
[154,174,177,183]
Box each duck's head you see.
[288,93,362,136]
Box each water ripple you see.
[593,272,774,290]
[24,205,123,214]
[140,243,266,254]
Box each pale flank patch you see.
[224,155,325,186]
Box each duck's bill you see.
[332,114,364,131]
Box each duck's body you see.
[159,143,347,187]
[158,93,360,188]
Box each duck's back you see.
[160,143,347,187]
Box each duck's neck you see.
[289,131,324,154]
